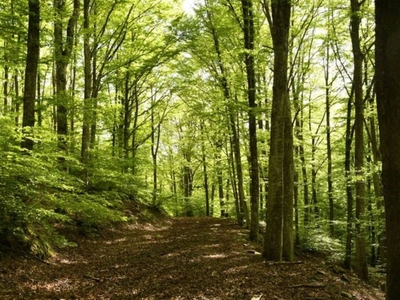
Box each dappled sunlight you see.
[223,264,249,274]
[26,278,72,292]
[104,237,127,245]
[202,253,227,259]
[51,254,88,265]
[0,218,385,300]
[108,275,127,281]
[57,258,88,265]
[112,263,131,269]
[143,234,156,240]
[125,223,170,232]
[202,243,221,248]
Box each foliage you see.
[0,126,129,257]
[0,0,386,279]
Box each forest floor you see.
[0,217,385,300]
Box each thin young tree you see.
[203,0,250,226]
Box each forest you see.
[0,0,399,299]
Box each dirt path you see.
[0,217,384,299]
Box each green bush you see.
[0,147,128,258]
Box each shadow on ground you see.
[0,217,384,299]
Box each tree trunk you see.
[205,3,249,226]
[217,167,225,217]
[21,0,40,151]
[263,0,293,261]
[350,0,368,281]
[201,123,210,217]
[151,105,161,206]
[14,72,20,127]
[240,0,259,241]
[3,50,9,114]
[375,1,400,298]
[366,96,385,263]
[324,41,335,237]
[54,0,80,155]
[81,0,91,183]
[229,137,241,224]
[344,93,355,269]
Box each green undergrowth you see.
[0,142,164,259]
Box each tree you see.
[53,0,80,155]
[21,0,40,151]
[240,0,259,241]
[263,0,294,261]
[350,0,368,281]
[375,0,400,298]
[201,0,250,226]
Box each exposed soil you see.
[0,217,384,299]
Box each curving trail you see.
[0,217,383,299]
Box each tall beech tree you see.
[375,0,400,298]
[21,0,40,151]
[240,0,259,241]
[350,0,368,281]
[263,0,294,261]
[54,0,80,154]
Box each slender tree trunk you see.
[201,123,210,216]
[282,94,294,261]
[293,171,300,245]
[183,157,193,216]
[21,0,40,151]
[81,0,91,183]
[14,73,20,127]
[240,0,259,241]
[205,4,249,226]
[344,93,355,269]
[366,169,377,266]
[151,106,161,206]
[293,97,309,227]
[3,49,9,114]
[350,0,368,281]
[90,56,98,148]
[375,1,400,298]
[217,167,225,217]
[37,73,42,127]
[229,137,241,224]
[366,97,385,263]
[324,42,335,237]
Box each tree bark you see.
[344,93,355,269]
[375,0,400,298]
[240,0,259,241]
[81,0,91,183]
[324,41,335,237]
[201,123,211,217]
[350,0,368,281]
[54,0,79,149]
[21,0,40,151]
[263,0,293,261]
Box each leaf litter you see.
[0,217,384,299]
